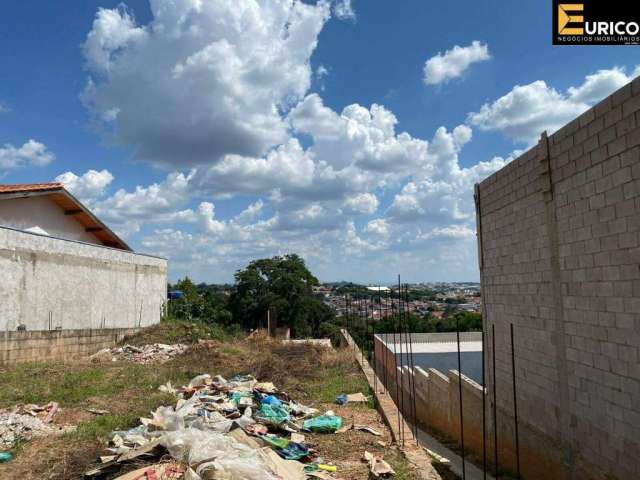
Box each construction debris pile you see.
[0,402,74,450]
[88,373,395,479]
[90,343,189,364]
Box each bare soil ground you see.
[0,323,419,479]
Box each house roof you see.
[0,183,131,251]
[0,182,64,194]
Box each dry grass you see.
[0,324,419,479]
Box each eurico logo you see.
[558,4,584,35]
[584,21,640,35]
[553,0,640,45]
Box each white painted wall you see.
[0,196,100,244]
[0,226,167,331]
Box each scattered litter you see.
[158,382,176,394]
[364,450,395,478]
[86,372,348,478]
[335,394,348,406]
[0,452,12,463]
[90,344,189,364]
[355,425,382,436]
[346,392,368,403]
[259,447,306,480]
[87,408,110,416]
[255,382,277,394]
[425,448,450,464]
[42,402,59,423]
[335,392,368,405]
[113,462,185,480]
[303,415,343,433]
[283,339,332,348]
[336,423,382,436]
[0,402,73,449]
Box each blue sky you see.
[1,0,638,283]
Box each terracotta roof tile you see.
[0,183,64,194]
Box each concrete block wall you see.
[0,226,167,332]
[375,337,564,478]
[387,364,564,479]
[0,328,139,365]
[476,78,640,479]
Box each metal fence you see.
[342,277,522,479]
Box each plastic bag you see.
[303,415,343,433]
[197,456,277,480]
[235,407,256,428]
[256,404,289,426]
[261,435,290,449]
[160,428,276,480]
[335,393,348,405]
[231,391,253,406]
[261,395,283,407]
[278,442,309,460]
[188,374,211,388]
[288,401,318,418]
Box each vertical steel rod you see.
[383,290,389,392]
[492,324,499,479]
[482,327,487,479]
[404,284,418,442]
[392,284,402,444]
[456,317,467,479]
[511,323,521,478]
[397,275,406,446]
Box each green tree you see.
[228,254,333,337]
[168,277,233,324]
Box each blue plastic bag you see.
[261,395,283,407]
[278,442,309,460]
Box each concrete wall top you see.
[477,80,638,196]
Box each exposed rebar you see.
[492,323,499,479]
[511,323,521,478]
[482,326,487,479]
[456,316,467,479]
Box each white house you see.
[0,183,167,332]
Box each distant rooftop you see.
[376,331,482,353]
[366,286,390,292]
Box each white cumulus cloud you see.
[82,0,331,167]
[0,140,54,171]
[333,0,356,21]
[423,41,490,85]
[55,169,114,203]
[343,192,379,215]
[468,66,639,145]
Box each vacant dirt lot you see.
[0,322,419,479]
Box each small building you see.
[366,286,390,292]
[0,183,167,363]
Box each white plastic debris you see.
[91,343,189,364]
